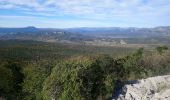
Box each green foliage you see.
[156,45,168,54]
[112,48,146,80]
[140,52,170,76]
[93,55,116,100]
[122,48,146,79]
[0,63,13,94]
[22,62,53,100]
[42,53,146,100]
[42,57,92,100]
[0,62,24,99]
[43,56,117,100]
[0,40,136,62]
[7,62,24,92]
[0,40,170,100]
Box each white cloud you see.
[0,0,170,27]
[0,0,169,17]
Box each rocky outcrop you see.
[113,75,170,100]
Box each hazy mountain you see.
[0,26,39,34]
[64,26,170,37]
[0,26,170,44]
[0,26,88,43]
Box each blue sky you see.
[0,0,170,28]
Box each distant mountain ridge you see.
[0,26,170,36]
[0,26,170,44]
[0,26,39,34]
[0,26,87,43]
[64,26,170,37]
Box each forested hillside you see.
[0,40,170,100]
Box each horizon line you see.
[0,25,170,29]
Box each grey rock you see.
[114,75,170,100]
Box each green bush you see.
[0,63,13,94]
[156,45,168,54]
[1,42,170,100]
[0,62,24,99]
[42,56,117,100]
[22,62,53,100]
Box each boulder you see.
[113,75,170,100]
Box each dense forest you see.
[0,40,170,100]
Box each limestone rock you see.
[113,75,170,100]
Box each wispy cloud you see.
[0,0,170,27]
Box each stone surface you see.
[113,75,170,100]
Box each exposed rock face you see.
[113,75,170,100]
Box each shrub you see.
[42,56,117,100]
[22,62,52,100]
[156,45,168,54]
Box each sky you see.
[0,0,170,28]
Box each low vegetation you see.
[0,40,170,100]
